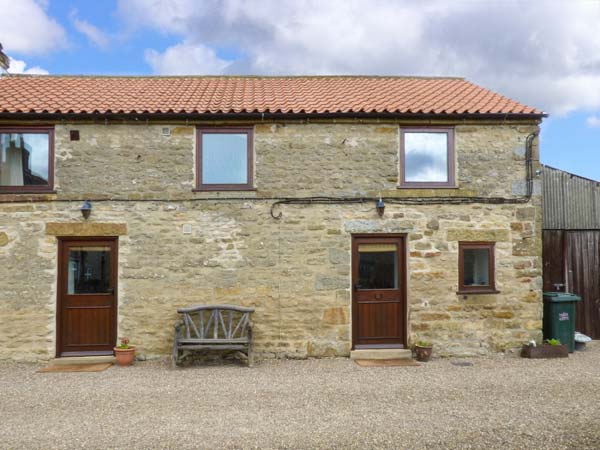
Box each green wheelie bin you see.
[543,292,582,353]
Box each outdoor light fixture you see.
[376,196,385,217]
[80,200,92,220]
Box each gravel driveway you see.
[1,344,599,450]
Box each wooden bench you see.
[173,304,255,367]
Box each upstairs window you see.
[0,127,54,192]
[458,242,497,294]
[196,128,254,191]
[400,128,455,187]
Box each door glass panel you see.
[358,243,398,289]
[67,246,111,294]
[463,248,490,286]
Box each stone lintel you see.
[446,229,510,242]
[46,222,127,236]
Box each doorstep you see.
[50,355,116,365]
[350,348,412,360]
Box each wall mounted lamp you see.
[376,196,385,217]
[80,200,92,220]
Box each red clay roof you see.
[0,75,544,116]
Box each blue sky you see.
[1,0,599,181]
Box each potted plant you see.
[521,339,568,359]
[414,340,433,362]
[114,337,136,367]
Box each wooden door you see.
[352,235,406,349]
[566,231,600,339]
[57,238,118,357]
[542,230,566,292]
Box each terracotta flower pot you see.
[114,347,136,367]
[414,345,433,362]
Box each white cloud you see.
[586,115,600,128]
[117,0,600,116]
[70,11,109,48]
[0,0,66,54]
[145,41,231,75]
[7,57,49,75]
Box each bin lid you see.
[543,292,582,302]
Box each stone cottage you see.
[0,75,545,361]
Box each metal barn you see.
[542,165,600,338]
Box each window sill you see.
[0,190,57,202]
[456,290,500,296]
[0,189,56,194]
[193,187,257,192]
[397,185,458,189]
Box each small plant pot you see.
[414,345,433,362]
[114,347,136,367]
[521,344,568,359]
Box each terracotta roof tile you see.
[0,75,544,116]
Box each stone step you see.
[350,348,413,360]
[50,355,116,365]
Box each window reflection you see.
[202,133,248,184]
[404,132,448,182]
[0,133,49,186]
[68,247,111,294]
[463,248,490,286]
[358,244,398,289]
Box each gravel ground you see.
[1,344,600,450]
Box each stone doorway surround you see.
[46,222,127,358]
[45,222,128,237]
[351,233,408,350]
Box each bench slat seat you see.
[173,304,255,367]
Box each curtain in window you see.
[0,134,24,186]
[464,249,490,286]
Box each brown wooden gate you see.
[57,237,118,357]
[352,235,407,349]
[543,230,600,339]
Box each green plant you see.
[545,338,561,346]
[117,337,131,349]
[416,340,432,348]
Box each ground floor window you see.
[458,242,496,293]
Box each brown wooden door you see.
[57,238,118,357]
[542,230,566,292]
[566,231,600,339]
[352,235,406,349]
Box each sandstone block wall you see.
[0,121,542,360]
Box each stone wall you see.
[48,122,536,199]
[0,120,542,360]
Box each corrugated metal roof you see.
[543,165,600,230]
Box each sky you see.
[1,0,599,181]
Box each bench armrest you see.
[246,321,254,340]
[174,320,184,339]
